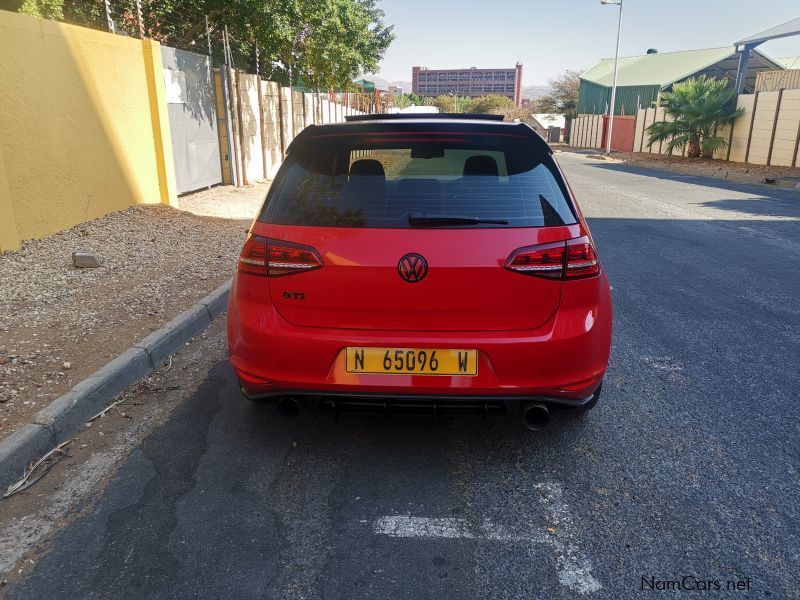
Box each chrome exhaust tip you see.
[522,402,550,431]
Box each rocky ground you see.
[0,182,268,442]
[556,146,800,188]
[615,152,800,187]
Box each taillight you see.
[267,239,323,276]
[505,236,599,280]
[505,241,566,279]
[238,235,268,276]
[238,236,323,277]
[565,236,600,278]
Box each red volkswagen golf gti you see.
[227,114,612,429]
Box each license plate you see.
[345,348,478,376]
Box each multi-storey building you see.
[412,64,523,106]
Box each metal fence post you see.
[219,69,238,186]
[278,87,286,159]
[135,0,144,38]
[639,109,647,152]
[258,75,267,179]
[205,16,212,58]
[235,69,247,185]
[744,91,760,164]
[103,0,115,33]
[793,116,800,168]
[766,89,783,166]
[726,116,735,162]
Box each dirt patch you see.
[0,182,268,442]
[560,148,800,188]
[178,182,269,221]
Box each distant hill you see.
[522,85,551,101]
[365,75,412,93]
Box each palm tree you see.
[647,76,743,158]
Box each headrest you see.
[463,155,499,177]
[349,159,386,177]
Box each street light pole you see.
[448,92,457,113]
[602,0,623,155]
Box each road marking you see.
[374,516,545,543]
[372,482,601,595]
[534,482,602,595]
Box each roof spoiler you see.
[344,113,506,122]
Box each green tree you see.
[534,70,580,119]
[646,76,743,158]
[427,94,463,113]
[299,0,394,91]
[464,95,515,114]
[14,0,62,18]
[12,0,394,90]
[392,92,421,109]
[460,95,536,125]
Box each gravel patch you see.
[179,182,269,221]
[0,182,268,441]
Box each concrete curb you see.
[0,280,231,492]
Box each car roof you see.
[288,116,550,155]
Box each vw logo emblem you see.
[398,253,428,283]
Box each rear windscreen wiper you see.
[408,211,508,226]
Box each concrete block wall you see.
[728,95,755,163]
[237,73,264,183]
[261,81,282,179]
[571,114,604,149]
[748,92,779,165]
[215,80,368,186]
[772,90,800,166]
[632,91,800,167]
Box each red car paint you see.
[227,117,612,410]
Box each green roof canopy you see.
[354,79,376,92]
[581,47,739,89]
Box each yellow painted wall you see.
[0,144,20,251]
[0,11,176,252]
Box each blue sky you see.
[372,0,800,85]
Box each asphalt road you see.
[6,155,800,599]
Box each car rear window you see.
[260,133,577,228]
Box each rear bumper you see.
[227,274,612,402]
[240,388,601,414]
